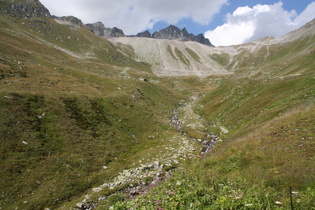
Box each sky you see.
[40,0,315,46]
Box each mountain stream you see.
[77,95,220,209]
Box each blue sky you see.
[40,0,315,46]
[170,0,314,33]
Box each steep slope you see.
[0,2,185,209]
[209,18,315,78]
[110,37,229,77]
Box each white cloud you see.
[205,1,315,46]
[40,0,228,34]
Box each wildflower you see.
[156,200,161,203]
[275,201,282,205]
[219,196,227,203]
[245,203,253,207]
[162,188,167,191]
[168,192,175,196]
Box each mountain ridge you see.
[134,25,213,46]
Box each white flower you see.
[176,181,182,186]
[245,203,253,207]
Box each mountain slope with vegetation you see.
[0,1,183,209]
[0,1,314,209]
[106,20,315,210]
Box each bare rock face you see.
[136,25,213,46]
[53,16,84,27]
[86,22,125,38]
[136,30,151,38]
[152,25,186,40]
[0,0,51,18]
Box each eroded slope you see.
[110,37,230,77]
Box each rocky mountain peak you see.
[53,16,84,27]
[0,0,51,18]
[181,27,190,37]
[136,25,213,46]
[86,22,125,38]
[152,25,184,40]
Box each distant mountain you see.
[85,22,213,46]
[53,15,84,27]
[136,25,213,46]
[86,22,125,38]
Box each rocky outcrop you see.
[136,30,151,38]
[0,0,51,18]
[136,25,213,46]
[53,16,84,27]
[86,22,125,38]
[152,25,186,40]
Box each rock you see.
[220,126,229,134]
[0,0,51,18]
[76,202,83,208]
[117,175,126,182]
[92,187,103,193]
[86,22,125,38]
[124,171,131,177]
[53,16,84,27]
[22,141,29,145]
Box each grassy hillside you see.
[0,11,184,209]
[105,25,315,209]
[210,26,315,79]
[113,98,314,209]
